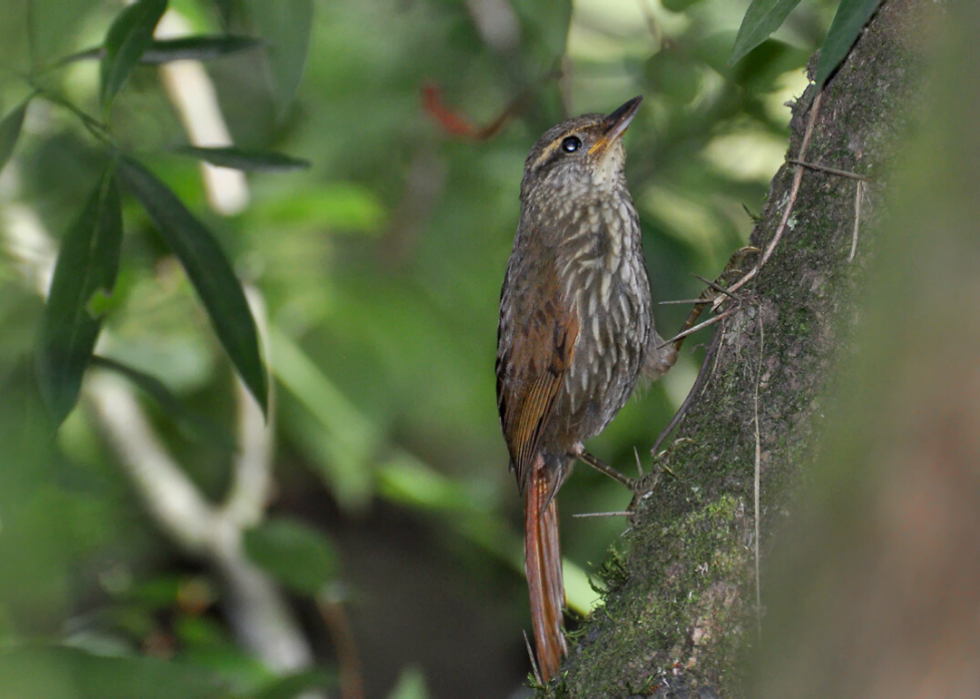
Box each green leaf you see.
[173,145,310,172]
[510,0,572,68]
[64,35,262,65]
[816,0,884,85]
[731,39,810,93]
[730,0,803,66]
[252,670,333,699]
[253,183,386,233]
[100,0,168,111]
[270,328,380,512]
[386,665,430,699]
[0,98,30,176]
[141,35,263,63]
[116,156,268,415]
[245,0,314,116]
[90,356,236,449]
[377,454,480,513]
[646,48,702,104]
[27,0,102,66]
[0,645,223,699]
[244,518,339,596]
[36,171,123,425]
[661,0,705,12]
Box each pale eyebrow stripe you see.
[530,135,567,171]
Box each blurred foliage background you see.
[0,0,835,696]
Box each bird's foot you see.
[573,446,640,493]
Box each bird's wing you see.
[496,266,578,493]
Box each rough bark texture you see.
[546,1,935,696]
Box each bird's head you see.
[520,96,643,207]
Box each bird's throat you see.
[590,141,626,193]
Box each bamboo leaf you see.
[245,0,314,117]
[90,356,236,448]
[0,98,30,176]
[116,156,268,415]
[100,0,168,111]
[173,145,310,172]
[36,171,123,425]
[141,34,262,63]
[67,35,262,66]
[661,0,705,12]
[730,0,803,66]
[816,0,884,85]
[62,35,262,66]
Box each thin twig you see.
[657,309,735,350]
[571,511,633,519]
[786,158,866,180]
[575,448,637,489]
[691,274,738,301]
[753,316,765,641]
[660,298,715,305]
[849,180,864,262]
[318,594,364,699]
[633,446,645,478]
[28,80,112,145]
[727,90,825,297]
[525,630,543,685]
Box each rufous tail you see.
[525,468,568,682]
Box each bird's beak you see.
[589,96,643,156]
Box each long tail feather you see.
[525,469,568,681]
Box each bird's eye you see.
[561,136,582,153]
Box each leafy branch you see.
[0,0,312,427]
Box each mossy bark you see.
[546,1,936,696]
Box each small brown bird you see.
[496,96,676,680]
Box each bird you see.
[496,96,676,681]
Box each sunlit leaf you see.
[100,0,168,111]
[0,98,30,176]
[245,0,314,117]
[244,518,339,596]
[376,454,480,513]
[730,0,803,66]
[0,645,222,699]
[386,665,430,699]
[36,171,122,425]
[253,184,386,233]
[816,0,884,85]
[90,355,236,448]
[173,145,310,172]
[116,156,268,415]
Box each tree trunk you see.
[549,0,942,696]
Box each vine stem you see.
[727,90,825,296]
